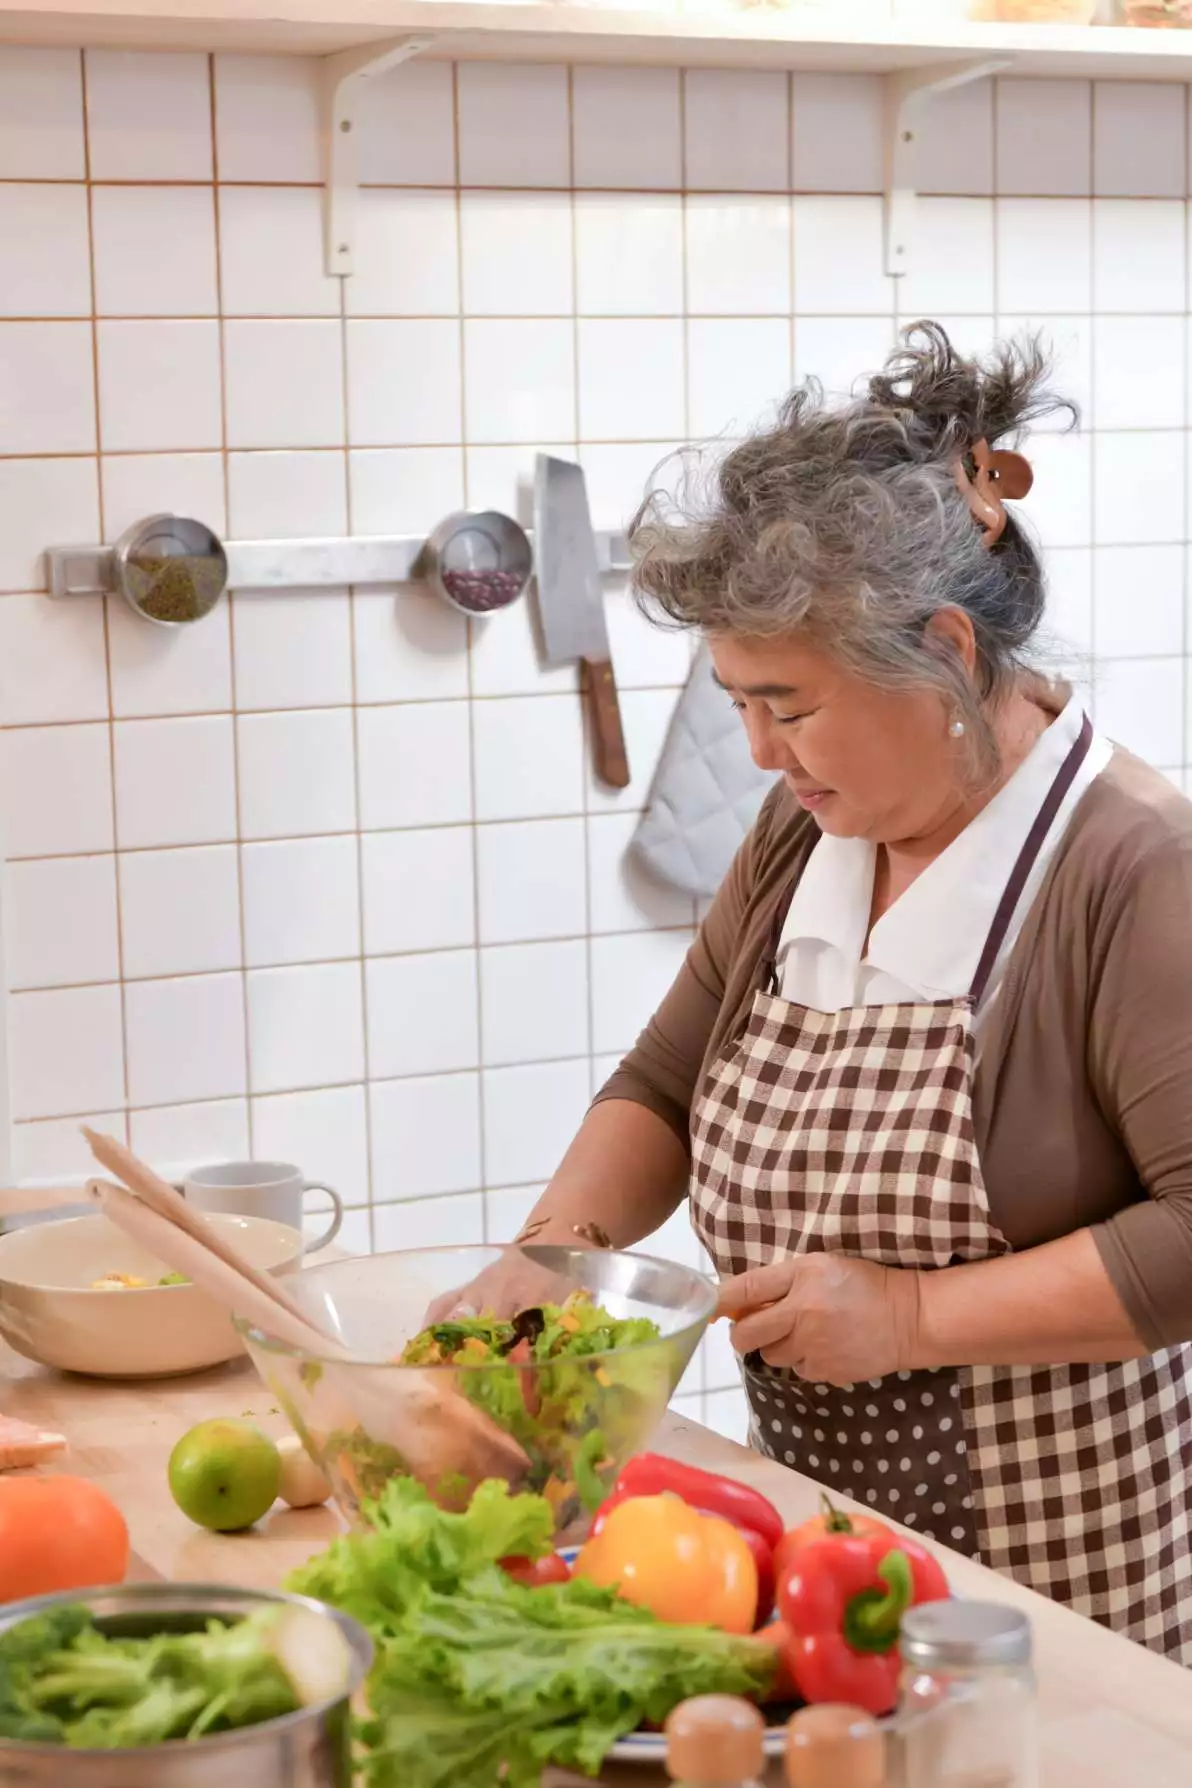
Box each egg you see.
[276,1435,332,1509]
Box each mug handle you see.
[301,1182,344,1254]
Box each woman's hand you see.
[716,1253,923,1386]
[422,1250,577,1325]
[422,1220,606,1326]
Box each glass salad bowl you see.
[235,1244,716,1542]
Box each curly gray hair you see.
[630,322,1076,771]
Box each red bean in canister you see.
[442,567,524,612]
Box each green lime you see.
[168,1419,281,1533]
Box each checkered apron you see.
[691,716,1192,1660]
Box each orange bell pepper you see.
[593,1454,780,1627]
[574,1492,758,1634]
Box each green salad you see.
[396,1289,666,1522]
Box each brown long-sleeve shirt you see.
[596,748,1192,1353]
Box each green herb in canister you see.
[125,553,225,623]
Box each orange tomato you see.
[574,1492,757,1634]
[755,1619,800,1704]
[0,1475,129,1604]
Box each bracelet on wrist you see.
[515,1217,613,1249]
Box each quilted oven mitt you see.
[630,645,776,899]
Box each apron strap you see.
[968,711,1094,1009]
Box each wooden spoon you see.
[80,1134,530,1495]
[83,1130,320,1332]
[79,1178,334,1357]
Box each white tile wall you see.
[1,53,1190,1433]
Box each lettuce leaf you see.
[287,1478,774,1788]
[287,1477,554,1631]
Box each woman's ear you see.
[925,606,978,680]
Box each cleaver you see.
[534,454,630,790]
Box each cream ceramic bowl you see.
[0,1211,304,1378]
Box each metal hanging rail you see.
[46,527,632,603]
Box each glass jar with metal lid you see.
[897,1601,1038,1788]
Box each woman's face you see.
[707,630,967,846]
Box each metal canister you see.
[420,509,532,615]
[112,514,228,627]
[0,1583,372,1787]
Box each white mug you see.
[181,1161,343,1254]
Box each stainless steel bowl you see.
[0,1584,372,1787]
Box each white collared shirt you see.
[776,694,1113,1026]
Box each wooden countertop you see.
[4,1340,1192,1787]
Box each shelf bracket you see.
[322,34,437,278]
[883,59,1011,279]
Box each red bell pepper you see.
[777,1533,949,1717]
[735,1522,775,1628]
[603,1454,784,1552]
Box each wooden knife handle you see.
[583,658,630,789]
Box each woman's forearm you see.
[517,1100,690,1248]
[913,1228,1147,1368]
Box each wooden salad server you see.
[80,1132,529,1497]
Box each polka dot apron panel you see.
[690,715,1192,1661]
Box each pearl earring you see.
[948,715,966,739]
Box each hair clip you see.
[954,437,1033,547]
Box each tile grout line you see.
[454,58,491,1246]
[567,62,600,1126]
[0,917,758,996]
[207,52,255,1166]
[10,1046,627,1138]
[5,175,1191,203]
[0,683,693,725]
[80,46,130,1147]
[338,120,378,1247]
[4,808,677,861]
[788,69,797,396]
[677,72,704,1077]
[676,68,705,1424]
[3,414,1191,478]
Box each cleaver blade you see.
[534,454,630,790]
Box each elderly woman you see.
[466,326,1192,1659]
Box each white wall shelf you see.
[3,3,1192,74]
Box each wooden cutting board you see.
[5,1342,1192,1785]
